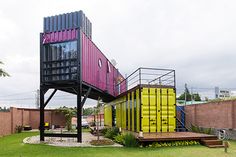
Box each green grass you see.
[0,132,236,157]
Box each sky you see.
[0,0,236,108]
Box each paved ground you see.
[23,132,122,147]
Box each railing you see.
[116,67,175,95]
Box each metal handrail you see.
[176,106,189,115]
[176,118,191,131]
[116,67,175,95]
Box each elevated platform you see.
[42,81,115,102]
[136,132,217,142]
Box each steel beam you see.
[81,87,91,108]
[44,89,57,108]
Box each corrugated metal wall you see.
[81,31,125,97]
[141,88,176,133]
[43,11,92,39]
[104,86,176,133]
[104,105,112,127]
[42,11,127,97]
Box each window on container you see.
[117,81,121,95]
[42,41,77,81]
[98,59,102,68]
[107,61,111,73]
[70,41,77,59]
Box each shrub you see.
[191,125,212,135]
[15,125,23,133]
[101,128,108,135]
[123,133,138,147]
[203,128,212,134]
[150,140,200,148]
[114,134,124,144]
[104,127,119,139]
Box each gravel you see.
[23,132,122,147]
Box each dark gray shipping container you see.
[62,14,66,30]
[53,16,57,32]
[69,13,73,29]
[65,13,69,30]
[43,10,92,39]
[49,16,53,32]
[58,15,62,30]
[72,12,77,28]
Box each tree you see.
[0,61,10,77]
[56,106,76,131]
[177,87,192,101]
[177,86,201,101]
[192,93,201,101]
[83,107,94,116]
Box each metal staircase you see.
[176,106,189,132]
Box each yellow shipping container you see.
[104,85,176,133]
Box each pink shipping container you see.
[41,28,126,100]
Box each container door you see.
[167,88,176,132]
[149,88,157,132]
[160,88,168,132]
[141,88,158,132]
[160,88,176,132]
[141,88,149,132]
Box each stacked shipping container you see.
[41,11,126,98]
[104,86,176,133]
[43,11,92,39]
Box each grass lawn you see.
[0,132,236,157]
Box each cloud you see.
[0,0,236,108]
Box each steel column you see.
[40,87,45,141]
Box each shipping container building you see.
[104,68,176,133]
[40,10,126,142]
[40,11,177,142]
[40,11,126,102]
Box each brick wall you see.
[185,100,236,129]
[0,112,11,137]
[0,107,66,136]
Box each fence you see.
[0,107,66,136]
[184,100,236,130]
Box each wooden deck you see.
[136,132,217,142]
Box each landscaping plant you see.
[15,125,23,133]
[104,127,119,139]
[123,133,138,147]
[114,134,125,145]
[149,140,200,148]
[56,107,76,131]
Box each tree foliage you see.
[0,61,10,77]
[83,107,94,116]
[0,106,10,112]
[56,106,76,131]
[177,87,201,101]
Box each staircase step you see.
[202,139,223,145]
[207,144,225,148]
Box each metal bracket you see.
[81,87,91,108]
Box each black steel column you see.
[76,28,82,142]
[77,87,82,142]
[40,86,45,141]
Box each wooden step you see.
[201,139,224,148]
[201,139,223,145]
[207,144,225,148]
